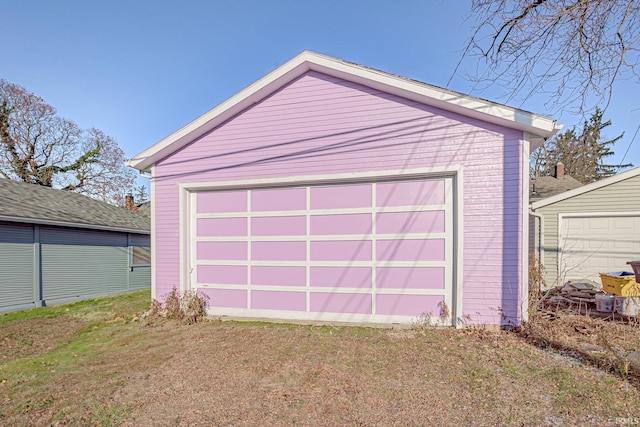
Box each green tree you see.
[531,109,632,183]
[0,79,137,206]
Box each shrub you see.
[145,287,210,325]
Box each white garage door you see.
[188,177,455,324]
[560,213,640,283]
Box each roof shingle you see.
[0,178,149,233]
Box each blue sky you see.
[3,0,639,178]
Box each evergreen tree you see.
[531,109,632,183]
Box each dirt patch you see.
[2,291,640,426]
[0,315,83,361]
[109,323,638,427]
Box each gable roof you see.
[127,50,561,172]
[529,175,584,202]
[0,178,150,234]
[531,166,640,209]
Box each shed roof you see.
[127,50,561,172]
[0,178,150,234]
[531,166,640,209]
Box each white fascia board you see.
[531,166,640,209]
[128,50,560,171]
[306,54,560,138]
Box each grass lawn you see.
[1,289,639,426]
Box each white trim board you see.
[521,133,531,323]
[179,166,461,192]
[531,166,640,209]
[206,307,437,327]
[127,51,560,171]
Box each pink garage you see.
[128,51,560,326]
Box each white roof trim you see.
[531,166,640,209]
[127,50,561,171]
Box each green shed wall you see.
[0,222,150,312]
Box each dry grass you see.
[522,257,640,384]
[1,290,640,426]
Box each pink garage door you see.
[191,177,454,324]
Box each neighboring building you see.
[127,51,560,326]
[528,162,584,259]
[530,166,640,289]
[530,163,583,203]
[0,178,151,313]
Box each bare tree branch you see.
[456,0,640,115]
[0,79,138,206]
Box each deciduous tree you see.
[0,79,138,206]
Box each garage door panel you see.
[310,184,371,209]
[377,180,445,206]
[376,294,443,316]
[310,267,372,288]
[376,211,445,234]
[376,267,445,289]
[377,239,445,261]
[197,217,247,236]
[310,213,372,235]
[310,292,372,314]
[201,288,247,308]
[561,214,640,283]
[197,191,247,213]
[198,265,247,285]
[252,291,306,311]
[191,177,454,323]
[252,188,306,211]
[197,241,247,260]
[310,240,372,261]
[252,216,306,236]
[252,266,307,286]
[252,241,306,261]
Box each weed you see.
[144,287,210,325]
[412,301,470,330]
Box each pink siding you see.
[154,70,524,325]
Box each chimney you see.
[124,193,138,212]
[555,162,565,178]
